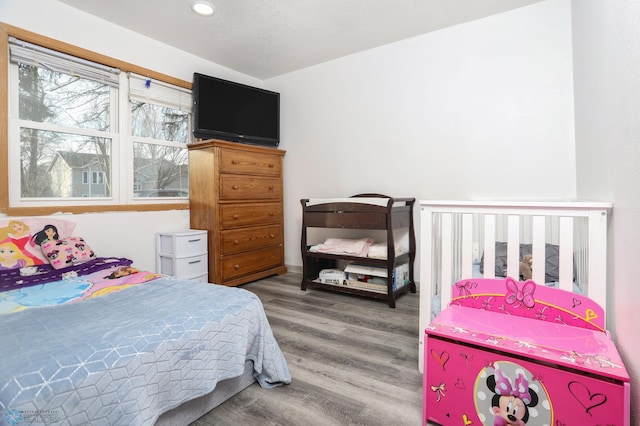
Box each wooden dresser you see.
[188,139,287,286]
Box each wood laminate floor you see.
[190,271,423,426]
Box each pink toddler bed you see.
[423,277,630,425]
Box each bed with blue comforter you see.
[0,257,291,425]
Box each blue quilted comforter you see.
[0,276,291,425]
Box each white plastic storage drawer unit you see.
[156,229,208,281]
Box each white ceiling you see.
[57,0,543,80]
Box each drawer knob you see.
[268,163,274,168]
[268,212,274,216]
[234,264,240,270]
[233,215,240,220]
[232,159,239,164]
[233,240,239,245]
[269,234,275,238]
[232,185,239,190]
[268,185,275,191]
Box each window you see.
[129,74,191,199]
[4,33,193,212]
[92,171,104,184]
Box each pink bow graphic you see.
[430,382,446,402]
[505,278,535,308]
[494,369,531,404]
[456,280,476,297]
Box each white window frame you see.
[128,74,193,203]
[6,38,193,209]
[92,171,104,185]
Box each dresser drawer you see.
[220,175,282,200]
[220,202,282,228]
[221,225,283,255]
[219,148,281,177]
[220,246,283,281]
[157,230,207,256]
[159,253,208,278]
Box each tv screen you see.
[193,73,280,147]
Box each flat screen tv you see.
[193,73,280,147]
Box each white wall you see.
[0,0,262,271]
[266,0,576,270]
[0,0,576,273]
[25,210,190,272]
[572,1,640,422]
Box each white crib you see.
[417,200,612,372]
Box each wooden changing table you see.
[300,194,416,307]
[423,277,630,425]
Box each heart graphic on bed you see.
[572,297,582,308]
[585,308,598,321]
[454,378,466,390]
[568,380,607,415]
[430,349,450,370]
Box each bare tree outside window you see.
[8,37,192,207]
[17,63,113,198]
[131,101,189,197]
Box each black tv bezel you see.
[192,73,280,147]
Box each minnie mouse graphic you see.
[487,369,539,426]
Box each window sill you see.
[2,202,190,217]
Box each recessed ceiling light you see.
[192,1,215,16]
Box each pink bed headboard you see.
[450,277,605,332]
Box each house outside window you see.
[129,74,191,199]
[7,37,192,208]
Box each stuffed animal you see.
[519,255,533,281]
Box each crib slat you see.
[506,215,520,279]
[461,213,473,279]
[440,213,453,311]
[483,214,496,278]
[418,206,434,373]
[558,216,574,292]
[588,209,609,314]
[531,215,546,284]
